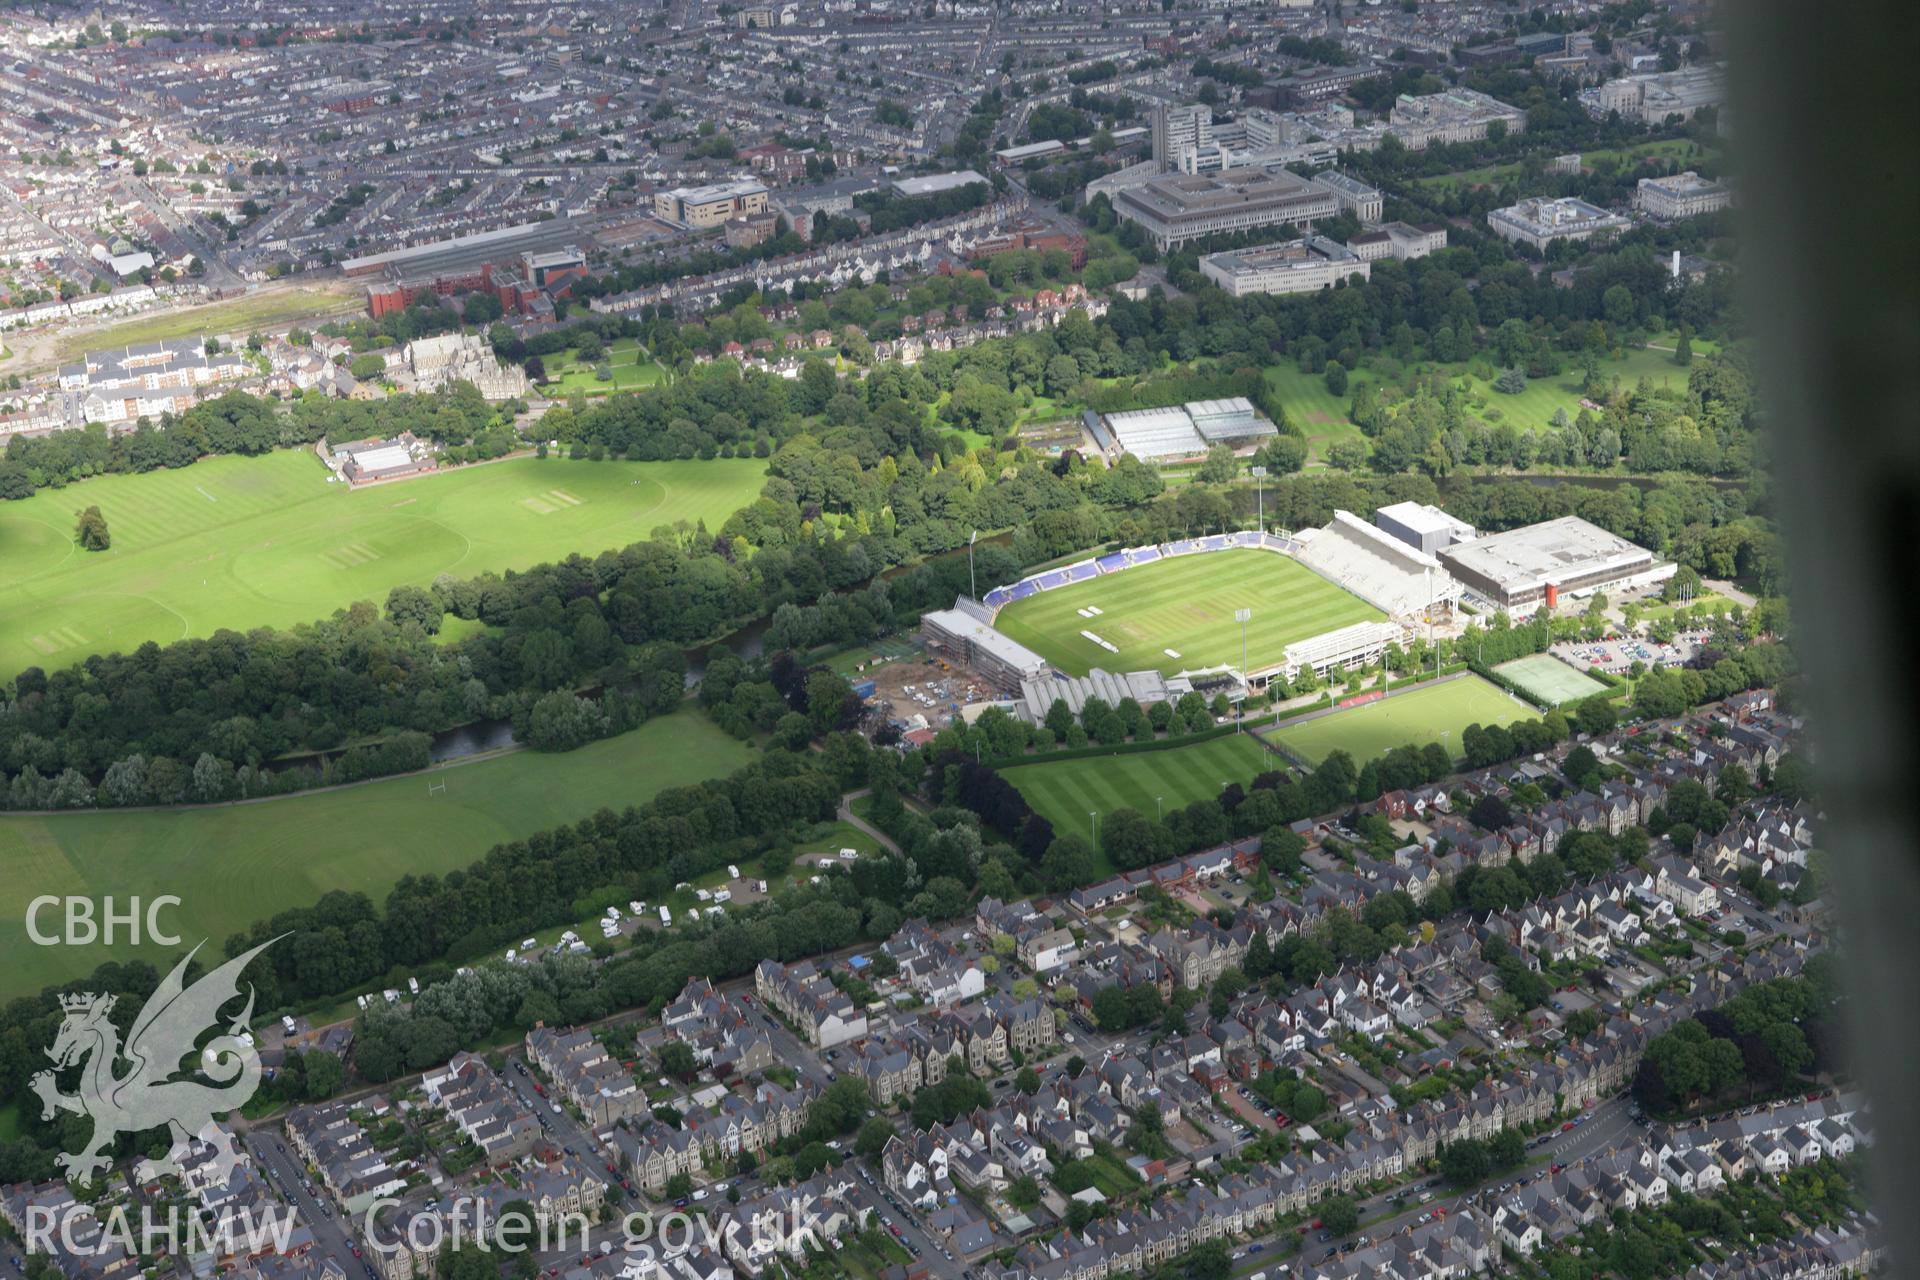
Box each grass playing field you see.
[1263,675,1533,765]
[0,451,766,679]
[0,711,756,998]
[1492,653,1612,706]
[1000,732,1277,856]
[992,550,1383,677]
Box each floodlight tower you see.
[1235,607,1252,727]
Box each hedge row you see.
[989,720,1249,768]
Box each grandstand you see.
[1014,668,1193,724]
[921,596,1050,692]
[1295,510,1463,620]
[949,521,1436,697]
[979,531,1296,609]
[1281,620,1413,683]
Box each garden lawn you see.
[0,450,766,680]
[1455,345,1703,432]
[1634,591,1732,626]
[1492,653,1612,706]
[993,549,1382,677]
[0,711,755,998]
[1000,733,1277,850]
[1263,344,1713,449]
[1264,676,1534,765]
[1413,138,1718,195]
[1261,363,1371,464]
[536,337,668,397]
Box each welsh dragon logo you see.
[32,938,279,1184]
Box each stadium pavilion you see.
[921,597,1050,692]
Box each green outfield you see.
[1000,732,1276,848]
[1264,675,1533,765]
[0,450,766,679]
[0,712,755,998]
[1492,653,1612,706]
[992,550,1383,677]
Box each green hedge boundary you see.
[989,721,1249,769]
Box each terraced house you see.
[284,1101,409,1217]
[614,1080,816,1194]
[660,977,777,1077]
[526,1025,646,1126]
[1147,918,1251,989]
[418,1052,541,1165]
[754,958,870,1047]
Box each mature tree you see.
[1562,744,1601,788]
[658,1040,697,1079]
[1100,806,1166,870]
[1041,833,1097,890]
[1488,1127,1525,1171]
[854,1116,897,1160]
[1262,826,1306,875]
[74,506,110,551]
[1469,793,1513,832]
[1318,1194,1359,1236]
[1196,444,1239,484]
[1439,1138,1490,1187]
[303,1050,343,1100]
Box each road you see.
[847,1160,967,1280]
[246,1130,375,1280]
[836,789,901,855]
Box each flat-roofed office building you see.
[1112,166,1339,250]
[1310,170,1383,223]
[1387,89,1526,148]
[1437,516,1674,611]
[652,180,771,228]
[1199,236,1370,297]
[1346,222,1448,263]
[1486,196,1630,251]
[1635,171,1732,220]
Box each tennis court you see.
[1492,653,1611,706]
